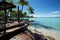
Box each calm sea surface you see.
[29,17,60,31]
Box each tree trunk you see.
[18,6,19,22]
[21,4,23,17]
[21,4,23,13]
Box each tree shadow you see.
[32,33,44,40]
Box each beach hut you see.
[0,1,16,34]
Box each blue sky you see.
[14,0,60,17]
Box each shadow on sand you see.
[0,27,28,40]
[33,33,44,40]
[32,33,55,40]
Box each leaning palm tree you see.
[28,6,34,17]
[18,0,29,15]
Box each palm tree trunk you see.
[18,6,19,22]
[21,4,23,17]
[21,4,23,13]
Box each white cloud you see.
[46,11,60,17]
[33,11,60,17]
[51,11,60,14]
[50,11,60,15]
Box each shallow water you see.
[29,17,60,31]
[29,17,60,40]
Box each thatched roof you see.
[0,1,16,10]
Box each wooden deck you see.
[0,21,29,40]
[0,21,28,32]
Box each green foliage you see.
[8,0,14,4]
[18,0,29,5]
[23,12,27,17]
[28,6,34,14]
[11,10,17,17]
[7,0,15,18]
[18,0,29,15]
[1,0,34,17]
[0,11,3,16]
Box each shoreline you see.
[28,25,60,40]
[0,20,60,40]
[10,25,56,40]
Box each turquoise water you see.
[29,17,60,31]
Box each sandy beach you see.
[0,0,60,40]
[10,25,59,40]
[28,25,60,40]
[0,21,59,40]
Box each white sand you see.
[28,25,60,40]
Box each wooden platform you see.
[0,21,28,32]
[0,21,29,39]
[0,23,29,40]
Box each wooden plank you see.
[0,21,29,32]
[0,23,29,40]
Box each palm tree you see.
[28,6,34,17]
[18,0,29,16]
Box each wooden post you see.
[4,10,7,34]
[3,0,7,34]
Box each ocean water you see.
[28,17,60,40]
[29,17,60,31]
